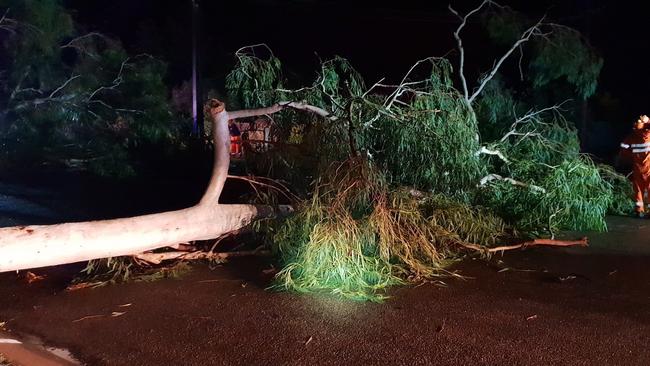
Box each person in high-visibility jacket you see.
[620,115,650,217]
[228,120,242,157]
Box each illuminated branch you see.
[12,74,82,109]
[86,75,123,102]
[476,146,510,163]
[0,9,18,34]
[48,74,80,98]
[513,101,570,125]
[449,0,494,101]
[468,16,545,104]
[227,174,300,203]
[500,101,570,143]
[383,57,443,111]
[449,0,546,104]
[479,173,546,193]
[60,32,111,58]
[235,43,275,59]
[227,101,337,121]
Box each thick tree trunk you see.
[0,99,323,273]
[0,204,274,272]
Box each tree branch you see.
[449,1,494,101]
[60,32,110,58]
[200,99,337,205]
[479,173,546,193]
[476,146,510,163]
[227,174,300,203]
[48,74,80,98]
[227,101,337,121]
[0,9,18,34]
[468,16,545,104]
[459,236,588,254]
[134,248,272,265]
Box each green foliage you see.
[317,56,366,102]
[228,52,486,199]
[0,1,177,176]
[368,93,484,196]
[515,158,611,234]
[474,75,521,142]
[273,159,506,301]
[226,50,369,190]
[483,6,602,100]
[484,8,527,46]
[1,0,74,85]
[478,115,612,234]
[599,164,634,216]
[530,27,603,99]
[228,42,615,300]
[419,194,507,246]
[225,46,285,110]
[274,203,400,302]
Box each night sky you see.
[64,0,650,148]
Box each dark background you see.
[63,0,650,159]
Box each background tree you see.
[0,0,178,177]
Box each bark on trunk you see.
[0,204,274,272]
[0,99,322,273]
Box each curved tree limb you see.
[199,99,336,205]
[0,98,335,273]
[449,0,494,101]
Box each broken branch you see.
[460,236,588,253]
[134,249,272,265]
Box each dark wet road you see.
[1,173,649,365]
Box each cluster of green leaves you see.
[484,7,528,47]
[484,6,603,100]
[226,52,366,189]
[474,75,521,141]
[599,164,634,216]
[474,77,629,227]
[228,53,485,200]
[272,159,505,301]
[225,46,285,110]
[530,27,603,100]
[479,158,612,235]
[367,91,484,196]
[76,257,191,287]
[0,0,177,176]
[476,114,614,234]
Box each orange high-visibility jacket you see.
[620,127,650,179]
